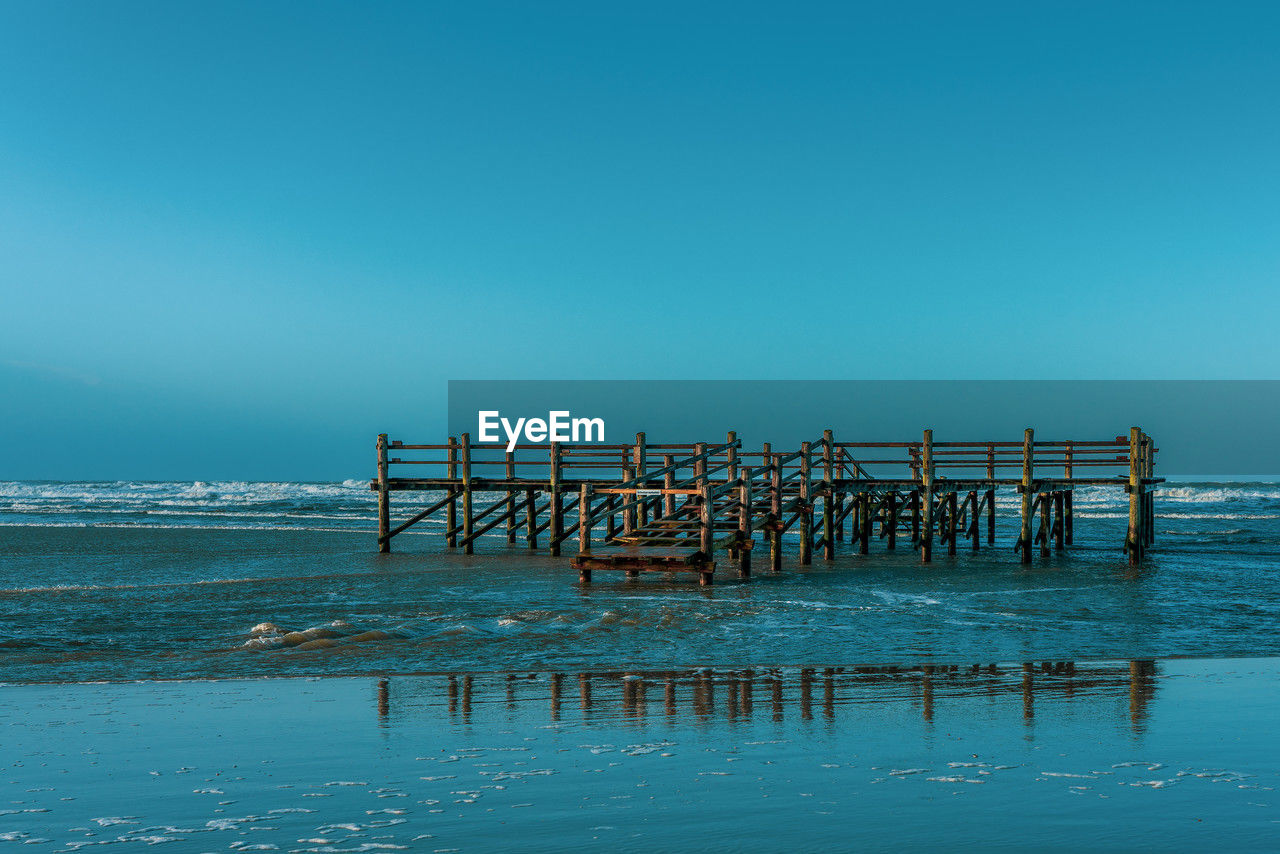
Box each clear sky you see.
[2,1,1278,479]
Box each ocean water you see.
[1,479,1279,682]
[2,479,1279,850]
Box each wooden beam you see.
[377,433,390,553]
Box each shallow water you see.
[1,659,1277,851]
[2,479,1280,682]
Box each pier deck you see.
[371,427,1162,581]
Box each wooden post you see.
[987,486,996,546]
[446,437,458,548]
[769,447,782,573]
[910,488,920,546]
[738,469,752,579]
[506,449,517,544]
[726,430,738,483]
[621,451,635,538]
[376,433,390,554]
[461,433,473,555]
[799,441,812,565]
[1127,426,1143,565]
[1019,428,1034,564]
[700,479,714,586]
[1053,491,1065,550]
[885,491,897,549]
[969,490,980,550]
[662,454,675,517]
[1063,441,1073,546]
[862,492,873,554]
[525,488,537,549]
[1064,489,1073,546]
[920,430,934,563]
[1143,433,1155,548]
[822,429,835,560]
[549,442,563,557]
[578,483,592,556]
[634,433,647,528]
[948,491,958,556]
[1039,491,1050,557]
[986,443,996,546]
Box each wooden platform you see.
[571,546,719,585]
[370,426,1162,579]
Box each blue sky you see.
[2,1,1278,478]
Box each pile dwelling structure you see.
[371,428,1160,584]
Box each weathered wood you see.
[663,454,676,518]
[1064,489,1073,545]
[822,429,834,560]
[948,491,958,556]
[920,430,934,563]
[376,433,390,553]
[1039,490,1050,557]
[525,488,538,549]
[859,492,871,554]
[1053,491,1065,550]
[447,437,458,548]
[968,490,980,551]
[381,490,458,543]
[506,450,517,543]
[634,433,647,529]
[700,479,714,559]
[738,471,752,579]
[374,426,1158,576]
[461,433,474,555]
[549,442,563,557]
[799,441,812,565]
[986,487,996,546]
[1019,428,1034,564]
[1127,426,1143,565]
[578,483,592,557]
[885,491,897,549]
[768,446,782,573]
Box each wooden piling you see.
[461,433,473,555]
[376,434,390,554]
[799,441,813,565]
[525,488,537,550]
[1063,442,1073,546]
[505,449,517,544]
[738,469,752,579]
[1039,491,1050,557]
[1127,426,1143,565]
[910,488,921,546]
[663,454,676,518]
[920,430,934,563]
[822,429,835,561]
[969,490,980,551]
[446,437,458,548]
[768,447,782,573]
[948,491,958,556]
[1019,428,1034,564]
[885,491,897,549]
[578,483,592,556]
[1053,491,1065,550]
[634,433,647,529]
[549,442,563,557]
[699,479,714,586]
[859,492,871,554]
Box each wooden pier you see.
[371,428,1161,582]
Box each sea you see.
[1,479,1278,850]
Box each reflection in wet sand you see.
[386,660,1159,730]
